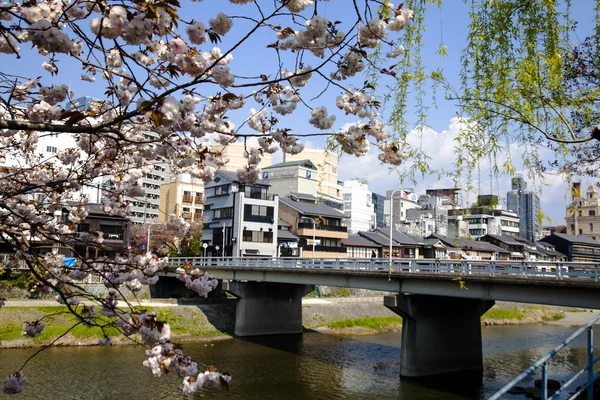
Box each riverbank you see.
[1,298,596,348]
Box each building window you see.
[100,224,125,240]
[590,223,594,232]
[214,184,230,196]
[242,230,273,243]
[571,224,575,233]
[243,185,268,200]
[243,205,274,222]
[590,210,596,216]
[214,208,233,219]
[183,191,192,203]
[579,229,583,235]
[46,146,58,153]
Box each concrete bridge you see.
[162,257,600,377]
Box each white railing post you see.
[541,363,548,400]
[587,327,594,400]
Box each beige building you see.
[279,193,348,259]
[262,159,318,198]
[209,142,272,172]
[566,183,600,240]
[284,149,343,210]
[159,174,205,223]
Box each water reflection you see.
[0,325,598,399]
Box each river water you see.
[0,324,598,399]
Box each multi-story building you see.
[158,174,204,223]
[425,188,460,206]
[540,233,600,262]
[342,179,376,233]
[506,175,542,241]
[261,159,318,198]
[404,194,449,236]
[209,142,273,172]
[565,182,600,241]
[372,192,386,228]
[201,171,279,258]
[447,207,520,239]
[279,193,348,258]
[384,190,420,228]
[284,149,343,210]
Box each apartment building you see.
[201,170,279,258]
[208,142,273,172]
[159,174,204,223]
[506,175,542,241]
[447,201,520,239]
[278,193,348,258]
[342,179,376,233]
[384,190,420,228]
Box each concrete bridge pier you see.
[227,281,314,336]
[385,294,494,377]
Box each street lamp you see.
[389,189,402,271]
[222,222,226,260]
[146,222,163,255]
[305,217,316,258]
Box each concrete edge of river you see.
[0,298,598,348]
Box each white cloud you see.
[337,117,573,225]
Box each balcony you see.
[182,195,193,204]
[244,215,275,223]
[302,245,346,253]
[195,195,203,204]
[297,222,347,232]
[244,192,275,201]
[193,213,203,222]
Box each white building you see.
[202,170,279,258]
[342,179,376,233]
[384,190,420,228]
[447,208,520,239]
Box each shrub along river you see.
[0,324,598,399]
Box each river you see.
[0,324,598,399]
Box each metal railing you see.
[297,222,348,232]
[167,257,600,281]
[489,313,600,400]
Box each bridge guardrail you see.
[168,257,600,281]
[489,313,600,400]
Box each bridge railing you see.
[167,257,600,281]
[489,313,600,400]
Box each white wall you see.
[343,180,375,233]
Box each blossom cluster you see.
[176,267,219,297]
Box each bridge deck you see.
[166,257,600,308]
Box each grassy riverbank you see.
[0,302,575,348]
[319,305,567,334]
[0,306,232,348]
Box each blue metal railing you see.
[168,257,600,282]
[489,313,600,400]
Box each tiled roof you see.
[375,228,423,246]
[547,233,600,246]
[277,229,299,241]
[343,234,382,247]
[263,159,317,170]
[279,197,345,219]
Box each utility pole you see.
[222,222,226,259]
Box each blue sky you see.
[3,1,599,224]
